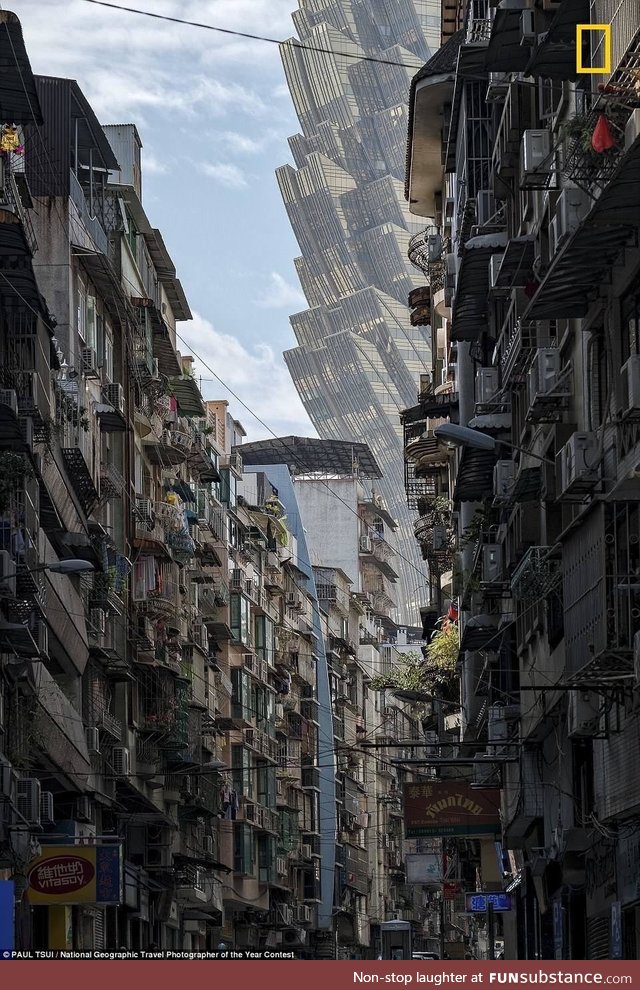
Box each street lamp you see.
[23,560,95,576]
[432,423,555,465]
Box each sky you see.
[11,0,315,441]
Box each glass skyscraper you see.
[277,0,439,624]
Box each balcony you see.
[243,726,278,762]
[69,168,109,256]
[144,429,192,466]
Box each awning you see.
[523,0,589,81]
[73,247,135,328]
[526,137,640,320]
[169,479,197,503]
[0,211,46,313]
[0,12,44,124]
[492,236,535,288]
[31,661,92,784]
[401,391,459,424]
[452,446,497,502]
[484,0,533,73]
[451,233,508,341]
[460,614,500,652]
[94,402,127,432]
[170,375,206,418]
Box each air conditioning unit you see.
[550,188,591,255]
[105,383,125,415]
[427,233,442,262]
[520,8,536,43]
[473,754,499,787]
[476,368,500,403]
[520,130,551,187]
[0,388,18,417]
[40,791,55,825]
[301,843,312,860]
[621,355,640,416]
[482,544,502,584]
[16,778,41,826]
[493,460,515,503]
[567,691,601,738]
[75,795,93,823]
[487,704,510,755]
[85,726,101,754]
[432,525,448,551]
[528,347,561,405]
[81,347,100,379]
[359,536,372,553]
[0,549,16,597]
[558,432,598,498]
[203,834,214,855]
[111,746,130,777]
[286,591,297,607]
[486,72,509,102]
[445,252,457,290]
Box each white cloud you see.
[176,312,315,441]
[219,130,266,154]
[255,272,306,309]
[142,149,169,175]
[197,161,248,189]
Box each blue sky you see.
[12,0,315,441]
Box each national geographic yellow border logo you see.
[576,24,612,74]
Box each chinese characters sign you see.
[465,892,512,913]
[403,782,501,838]
[27,846,123,905]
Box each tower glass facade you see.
[278,0,439,623]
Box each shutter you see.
[587,915,609,960]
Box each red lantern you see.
[591,114,617,153]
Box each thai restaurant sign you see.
[403,782,501,838]
[27,845,123,905]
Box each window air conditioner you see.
[476,368,500,403]
[111,746,131,777]
[520,9,536,44]
[520,130,551,187]
[359,536,372,553]
[427,233,442,262]
[81,347,100,379]
[482,544,502,584]
[40,790,55,825]
[493,461,515,503]
[567,691,601,738]
[105,382,125,414]
[16,778,41,826]
[85,726,101,754]
[558,432,598,498]
[527,347,561,406]
[0,549,16,597]
[550,188,591,255]
[621,354,640,416]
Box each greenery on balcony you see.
[369,622,459,701]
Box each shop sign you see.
[404,782,500,838]
[465,892,512,913]
[27,845,122,905]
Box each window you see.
[233,823,254,875]
[230,593,250,644]
[104,324,114,383]
[86,294,97,350]
[231,743,253,799]
[231,668,252,724]
[76,274,87,342]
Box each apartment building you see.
[404,0,640,961]
[0,19,326,955]
[240,436,431,958]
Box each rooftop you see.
[237,436,383,479]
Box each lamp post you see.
[432,423,555,465]
[22,560,95,576]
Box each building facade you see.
[404,0,640,961]
[277,0,441,624]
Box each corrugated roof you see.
[239,436,382,479]
[0,12,43,125]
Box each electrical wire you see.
[77,0,425,70]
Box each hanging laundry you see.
[591,114,617,153]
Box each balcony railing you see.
[510,546,561,602]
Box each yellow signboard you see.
[27,845,122,905]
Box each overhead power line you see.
[78,0,424,69]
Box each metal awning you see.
[401,391,459,424]
[460,615,500,652]
[0,12,44,124]
[73,246,135,327]
[452,446,497,502]
[239,436,382,478]
[94,402,127,432]
[526,138,640,320]
[484,0,533,73]
[524,0,589,81]
[0,210,46,311]
[493,235,535,288]
[451,233,508,341]
[170,375,206,418]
